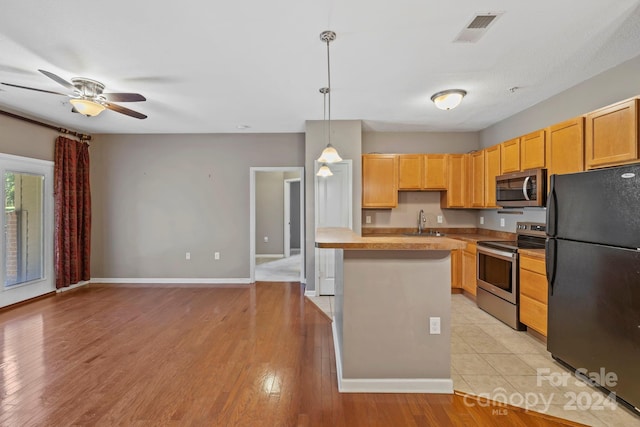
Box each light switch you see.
[437,215,443,224]
[500,218,506,227]
[365,215,372,224]
[480,216,484,225]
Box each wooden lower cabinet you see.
[461,243,477,296]
[519,254,547,336]
[451,249,462,289]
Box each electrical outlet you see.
[437,215,443,224]
[185,252,191,260]
[214,252,220,260]
[365,215,372,224]
[429,317,441,335]
[480,216,484,225]
[263,236,268,243]
[500,218,506,227]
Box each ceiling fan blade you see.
[38,69,75,91]
[0,82,68,96]
[102,92,146,102]
[104,102,147,119]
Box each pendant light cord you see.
[326,38,332,146]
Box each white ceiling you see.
[1,0,640,135]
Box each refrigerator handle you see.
[546,238,557,296]
[522,176,531,201]
[546,174,557,237]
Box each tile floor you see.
[307,293,640,427]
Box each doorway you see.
[250,167,305,283]
[314,160,352,295]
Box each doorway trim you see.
[283,178,300,258]
[250,167,305,283]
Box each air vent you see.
[467,15,497,29]
[454,12,503,43]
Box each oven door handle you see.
[522,176,531,201]
[477,246,517,261]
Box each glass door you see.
[0,154,53,308]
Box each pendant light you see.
[317,30,342,164]
[316,87,333,177]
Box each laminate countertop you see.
[315,227,466,250]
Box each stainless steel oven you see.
[477,245,518,304]
[476,222,546,330]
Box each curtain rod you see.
[0,109,92,141]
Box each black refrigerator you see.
[547,164,640,413]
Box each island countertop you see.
[316,227,466,250]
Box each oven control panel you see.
[516,222,546,237]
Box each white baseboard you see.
[90,278,252,285]
[255,254,284,258]
[304,288,316,297]
[331,318,453,394]
[56,280,91,293]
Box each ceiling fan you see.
[1,69,147,119]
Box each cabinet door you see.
[424,154,447,190]
[451,249,462,289]
[362,154,398,208]
[585,98,639,169]
[484,145,501,208]
[501,138,521,173]
[520,130,546,170]
[461,244,477,296]
[519,255,548,336]
[546,117,585,184]
[469,151,485,207]
[398,154,423,190]
[440,154,466,208]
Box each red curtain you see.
[54,136,91,288]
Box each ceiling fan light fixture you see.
[316,163,333,177]
[70,98,106,116]
[431,89,467,110]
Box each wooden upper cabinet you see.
[440,154,466,208]
[469,150,485,208]
[520,130,546,170]
[398,154,447,190]
[501,138,521,173]
[362,154,398,208]
[546,117,585,182]
[398,154,423,190]
[585,98,639,169]
[484,145,501,208]
[424,154,447,190]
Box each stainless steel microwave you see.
[496,168,547,207]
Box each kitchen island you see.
[315,227,465,393]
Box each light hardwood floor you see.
[0,283,584,426]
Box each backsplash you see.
[361,191,547,233]
[478,208,547,232]
[362,192,477,229]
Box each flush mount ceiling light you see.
[69,98,106,116]
[431,89,467,110]
[316,30,343,165]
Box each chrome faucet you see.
[418,209,426,234]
